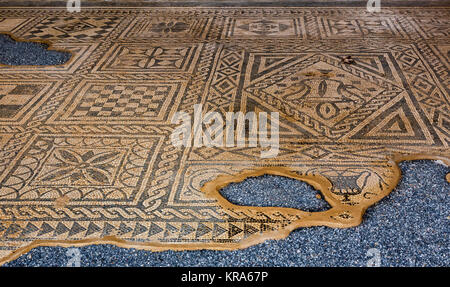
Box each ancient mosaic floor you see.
[0,6,449,265]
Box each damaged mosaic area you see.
[0,6,449,264]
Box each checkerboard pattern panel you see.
[72,84,171,117]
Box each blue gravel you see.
[0,33,71,66]
[4,160,449,267]
[219,174,331,212]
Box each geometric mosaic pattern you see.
[53,81,184,122]
[0,6,449,265]
[0,83,47,119]
[93,43,202,73]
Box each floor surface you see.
[0,4,449,266]
[5,160,449,267]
